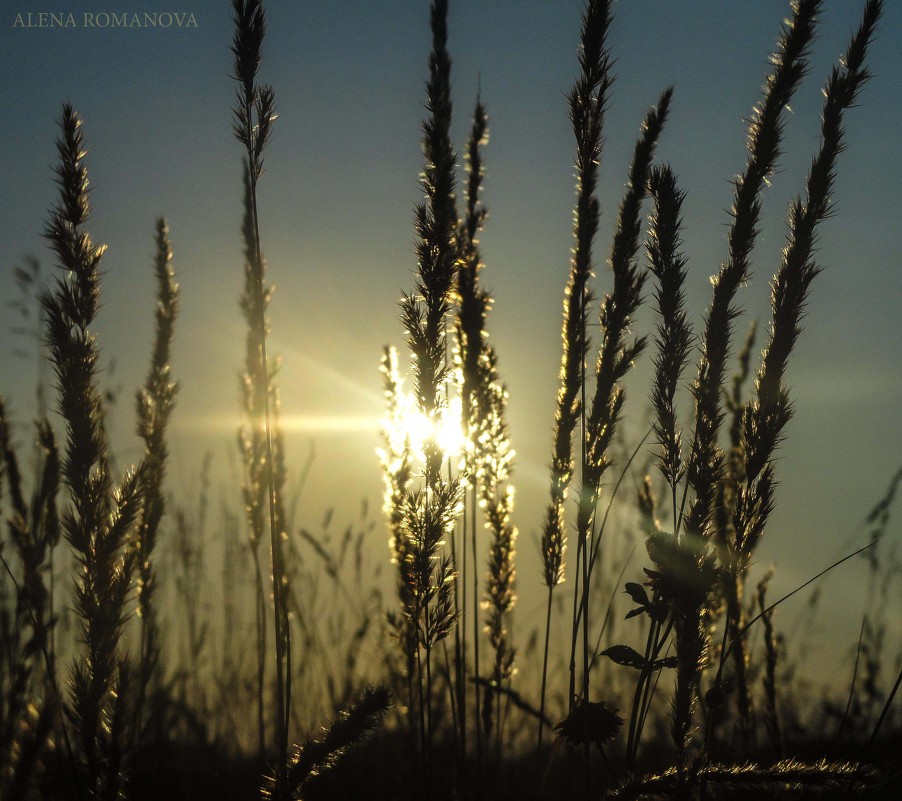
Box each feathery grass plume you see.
[569,91,672,786]
[538,0,613,755]
[631,164,697,766]
[456,95,489,431]
[646,165,691,517]
[276,685,390,798]
[133,218,179,744]
[379,348,413,574]
[401,0,457,462]
[477,347,517,741]
[713,3,882,754]
[734,0,882,572]
[582,88,671,506]
[393,0,461,789]
[232,0,290,788]
[541,0,613,594]
[633,2,824,766]
[685,0,820,550]
[42,104,142,800]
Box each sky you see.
[1,0,900,692]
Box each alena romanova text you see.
[12,11,199,28]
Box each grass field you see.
[1,1,900,798]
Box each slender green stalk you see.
[134,218,178,748]
[231,1,290,795]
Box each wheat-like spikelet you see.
[567,94,672,774]
[647,165,692,507]
[450,93,519,744]
[476,347,517,739]
[708,4,881,754]
[456,95,489,434]
[685,0,821,549]
[42,104,142,800]
[391,3,463,786]
[734,0,882,568]
[541,0,613,592]
[401,0,457,450]
[279,685,391,797]
[642,2,824,763]
[582,88,671,504]
[539,0,614,758]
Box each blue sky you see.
[1,0,900,690]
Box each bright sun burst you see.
[393,392,466,463]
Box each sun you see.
[388,391,466,465]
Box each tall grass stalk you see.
[682,0,821,545]
[43,104,142,800]
[394,1,461,795]
[231,1,291,795]
[134,217,179,747]
[711,0,883,752]
[238,159,269,762]
[456,94,490,788]
[538,0,613,756]
[571,85,671,712]
[378,346,416,717]
[628,0,824,771]
[455,95,518,753]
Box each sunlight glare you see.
[390,392,466,465]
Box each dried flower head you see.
[555,699,623,749]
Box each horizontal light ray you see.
[177,414,382,434]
